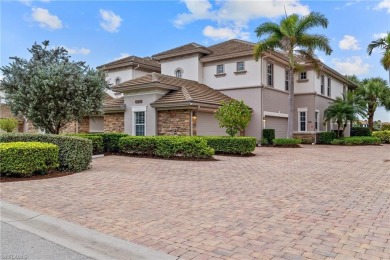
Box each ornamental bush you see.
[318,132,337,144]
[273,138,301,147]
[331,136,381,145]
[372,130,390,143]
[350,127,371,137]
[201,136,256,155]
[382,125,390,131]
[262,129,275,145]
[0,133,92,172]
[90,133,128,152]
[119,136,214,159]
[0,142,59,177]
[66,134,104,155]
[0,118,18,132]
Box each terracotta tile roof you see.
[103,94,124,108]
[201,39,255,61]
[152,43,212,60]
[97,56,160,71]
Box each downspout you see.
[132,64,140,78]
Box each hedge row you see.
[318,132,337,144]
[119,136,214,159]
[0,133,92,172]
[201,136,256,155]
[372,130,390,143]
[331,136,381,145]
[0,142,59,177]
[67,134,104,154]
[273,138,302,147]
[69,133,128,153]
[350,127,371,137]
[262,129,275,145]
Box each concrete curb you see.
[1,201,177,260]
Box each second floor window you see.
[285,69,290,91]
[327,77,331,97]
[300,72,307,80]
[175,69,182,78]
[321,75,325,95]
[267,63,273,86]
[216,64,224,74]
[236,61,245,72]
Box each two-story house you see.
[101,39,355,140]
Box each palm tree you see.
[357,77,390,131]
[254,12,332,138]
[367,32,390,82]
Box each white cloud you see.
[31,7,62,29]
[339,35,360,50]
[113,53,130,61]
[375,0,390,13]
[203,25,249,41]
[373,32,387,39]
[332,56,370,75]
[99,9,122,33]
[174,0,310,41]
[62,46,91,55]
[20,0,51,6]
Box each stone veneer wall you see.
[104,113,124,133]
[293,133,316,144]
[158,110,196,136]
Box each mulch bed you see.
[0,170,75,183]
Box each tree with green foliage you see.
[357,77,390,131]
[214,100,252,137]
[0,118,18,132]
[254,12,332,138]
[0,41,108,134]
[367,32,390,82]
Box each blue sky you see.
[1,0,390,121]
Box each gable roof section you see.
[103,94,125,112]
[97,56,160,72]
[200,39,255,62]
[152,43,212,61]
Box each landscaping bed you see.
[0,170,75,183]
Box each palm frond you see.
[253,36,282,61]
[296,12,329,35]
[295,49,322,76]
[298,34,332,55]
[367,33,390,55]
[380,50,390,70]
[255,22,283,38]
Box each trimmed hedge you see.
[67,134,104,155]
[202,136,256,155]
[0,118,19,132]
[263,129,275,145]
[119,136,214,159]
[351,127,371,137]
[318,132,337,144]
[382,125,390,131]
[91,133,128,152]
[273,138,301,147]
[0,133,92,172]
[372,131,390,143]
[0,142,59,177]
[331,136,381,146]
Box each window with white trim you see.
[327,77,331,97]
[216,64,224,74]
[298,108,307,132]
[236,61,245,72]
[300,72,307,80]
[267,63,273,86]
[134,112,145,136]
[175,69,182,78]
[285,69,290,91]
[321,75,325,94]
[115,77,121,85]
[315,110,320,131]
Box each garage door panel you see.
[265,117,287,138]
[197,112,227,136]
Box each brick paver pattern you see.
[1,145,390,260]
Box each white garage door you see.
[265,117,288,138]
[196,112,227,136]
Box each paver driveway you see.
[1,145,390,260]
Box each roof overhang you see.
[151,101,221,110]
[200,50,253,62]
[152,49,213,61]
[112,82,181,93]
[103,104,126,113]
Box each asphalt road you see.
[1,221,93,260]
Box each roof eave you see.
[112,82,181,93]
[152,49,212,61]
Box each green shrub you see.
[318,132,337,144]
[331,136,381,145]
[119,136,214,159]
[273,138,301,147]
[373,130,390,143]
[66,134,104,155]
[0,142,59,177]
[201,136,256,155]
[0,118,19,132]
[263,129,275,145]
[382,125,390,131]
[91,133,128,152]
[0,133,92,172]
[351,127,371,137]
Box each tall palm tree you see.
[254,12,332,138]
[367,32,390,82]
[357,77,390,131]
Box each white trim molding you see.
[264,111,288,118]
[297,107,308,132]
[131,106,147,136]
